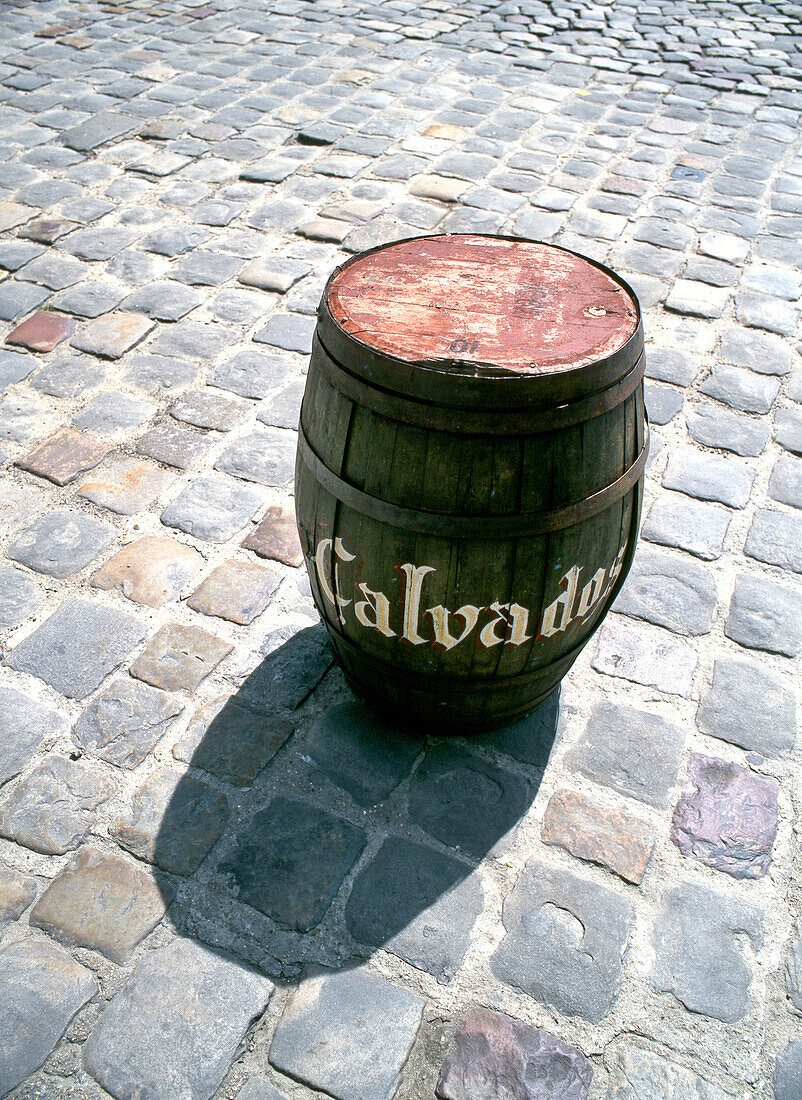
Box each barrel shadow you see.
[150,623,561,986]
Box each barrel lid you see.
[318,234,643,408]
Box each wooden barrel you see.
[295,234,647,733]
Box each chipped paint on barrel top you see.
[327,235,639,373]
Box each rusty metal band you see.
[313,332,646,435]
[297,423,650,539]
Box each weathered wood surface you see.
[327,235,639,373]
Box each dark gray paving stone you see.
[0,564,40,628]
[210,349,295,398]
[0,279,49,320]
[111,752,228,869]
[662,446,754,508]
[253,312,316,353]
[49,280,125,318]
[566,701,684,809]
[30,354,104,398]
[161,475,266,543]
[346,837,483,981]
[217,797,364,931]
[170,389,247,431]
[0,349,37,388]
[123,280,204,321]
[0,755,114,854]
[172,695,292,786]
[149,320,237,361]
[5,597,146,700]
[491,859,633,1023]
[641,493,731,561]
[63,111,138,151]
[477,689,562,769]
[736,290,799,337]
[74,677,184,769]
[436,1009,593,1100]
[73,391,154,436]
[769,455,802,509]
[122,353,198,394]
[613,549,717,636]
[61,226,140,261]
[775,1041,802,1100]
[29,846,172,964]
[0,939,96,1098]
[0,684,67,786]
[214,427,296,487]
[142,224,211,256]
[671,753,778,879]
[7,510,115,579]
[0,240,45,272]
[107,249,166,285]
[744,508,802,573]
[650,881,762,1023]
[208,287,270,325]
[83,938,273,1100]
[269,966,424,1100]
[644,381,683,424]
[136,421,212,470]
[171,250,244,286]
[719,326,793,375]
[18,252,87,290]
[256,378,304,430]
[698,655,797,757]
[305,702,420,806]
[239,622,332,711]
[700,365,780,414]
[407,744,533,857]
[633,217,693,250]
[686,403,769,457]
[725,573,802,657]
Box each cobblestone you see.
[492,859,633,1023]
[613,549,717,636]
[83,938,272,1100]
[0,868,36,925]
[241,503,304,566]
[606,1045,726,1100]
[77,456,175,515]
[0,939,96,1098]
[161,474,266,543]
[0,565,40,628]
[697,656,797,758]
[542,787,655,885]
[566,700,684,809]
[725,573,802,657]
[17,428,111,486]
[671,754,778,880]
[29,846,172,964]
[74,676,184,769]
[650,882,762,1023]
[0,684,67,785]
[641,493,731,561]
[7,510,115,578]
[131,622,233,692]
[662,446,755,508]
[5,310,76,352]
[173,697,292,787]
[269,966,424,1100]
[775,1042,802,1100]
[745,508,802,573]
[5,597,146,699]
[437,1010,593,1100]
[0,755,114,855]
[187,559,282,625]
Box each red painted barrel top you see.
[326,235,639,373]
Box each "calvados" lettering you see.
[312,537,626,651]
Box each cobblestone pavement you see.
[0,0,801,1096]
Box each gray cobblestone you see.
[686,403,770,458]
[725,573,802,657]
[270,966,424,1100]
[0,684,67,786]
[698,656,797,757]
[613,549,717,636]
[0,939,96,1097]
[0,564,40,627]
[650,882,762,1023]
[7,510,115,579]
[492,859,633,1023]
[662,446,755,508]
[744,509,802,573]
[160,475,266,543]
[74,676,184,769]
[641,493,731,560]
[84,938,272,1100]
